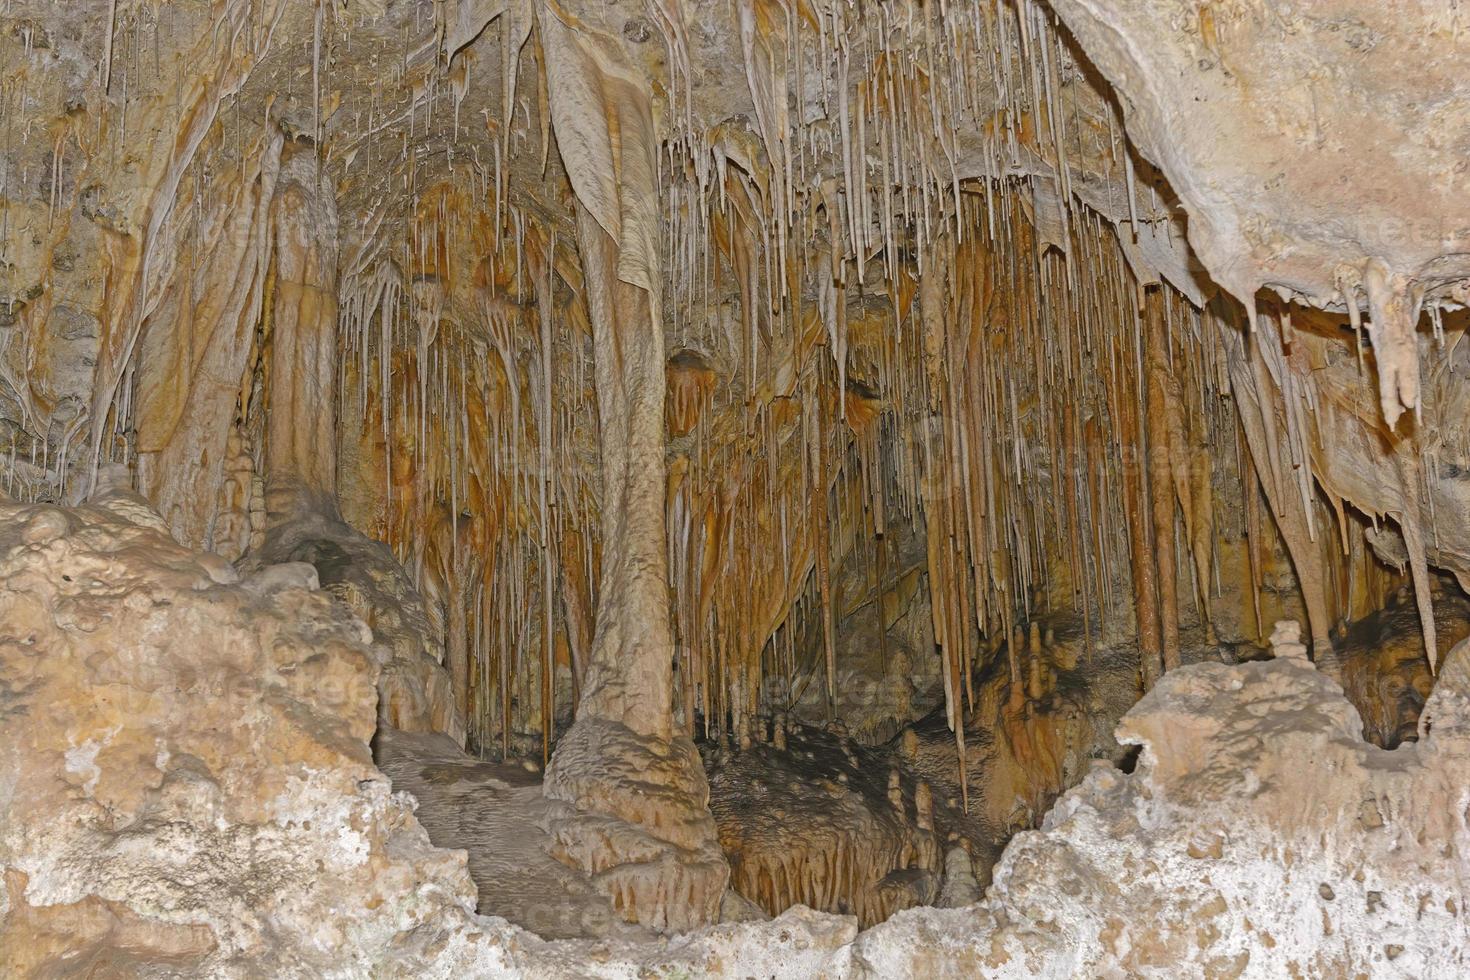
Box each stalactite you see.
[1144,289,1181,672]
[1223,310,1337,664]
[813,361,838,720]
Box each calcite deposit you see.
[705,722,944,927]
[4,0,1470,970]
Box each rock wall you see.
[1046,0,1470,350]
[1048,0,1470,672]
[243,507,466,745]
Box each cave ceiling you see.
[2,0,1469,699]
[1050,0,1470,426]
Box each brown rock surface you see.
[705,724,942,927]
[374,726,646,942]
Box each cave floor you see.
[373,601,1437,942]
[373,727,650,941]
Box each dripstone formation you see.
[2,0,1468,975]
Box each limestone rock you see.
[1047,0,1470,327]
[243,508,465,746]
[966,655,1470,976]
[6,497,1470,977]
[0,497,496,976]
[935,847,981,909]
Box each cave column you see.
[535,0,728,932]
[563,203,675,736]
[251,142,465,745]
[264,146,340,522]
[1123,304,1164,689]
[1144,288,1182,673]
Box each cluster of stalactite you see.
[3,0,1201,769]
[887,193,1242,805]
[1223,301,1464,673]
[727,818,941,928]
[2,0,1436,773]
[705,725,943,928]
[334,186,602,760]
[644,0,1139,767]
[316,159,1392,784]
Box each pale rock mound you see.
[919,639,1470,977]
[243,508,465,745]
[0,495,501,977]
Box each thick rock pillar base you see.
[542,718,729,932]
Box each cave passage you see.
[2,0,1469,975]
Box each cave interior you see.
[2,0,1470,975]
